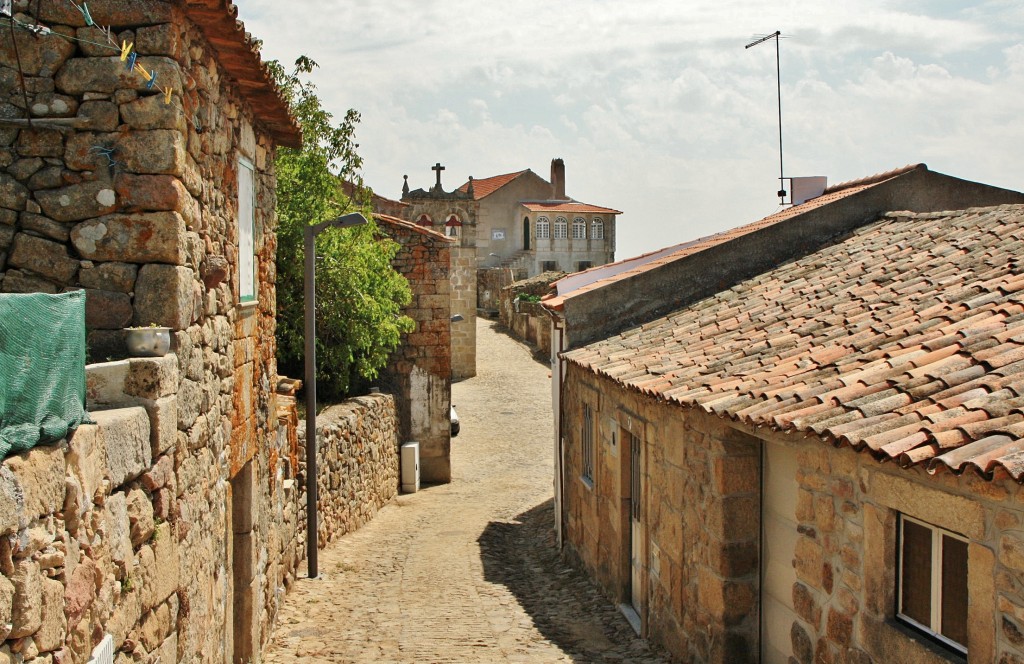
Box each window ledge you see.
[870,618,966,664]
[580,476,594,491]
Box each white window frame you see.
[572,216,587,240]
[591,217,604,240]
[237,156,256,304]
[554,216,568,239]
[896,514,968,656]
[536,216,550,239]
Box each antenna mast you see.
[745,30,786,204]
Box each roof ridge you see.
[823,163,926,195]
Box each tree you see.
[271,57,414,400]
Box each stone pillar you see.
[451,247,477,380]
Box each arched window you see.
[591,217,604,240]
[572,217,587,239]
[554,216,568,239]
[416,214,432,227]
[523,216,530,251]
[536,216,550,239]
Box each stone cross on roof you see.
[432,162,445,189]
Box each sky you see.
[235,1,1024,261]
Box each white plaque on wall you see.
[492,230,505,240]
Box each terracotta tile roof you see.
[564,204,1024,482]
[543,164,926,310]
[521,201,622,215]
[457,171,530,200]
[183,0,301,148]
[374,213,453,242]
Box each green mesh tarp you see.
[0,291,88,458]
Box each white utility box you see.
[401,442,420,493]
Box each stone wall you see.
[560,363,1024,664]
[0,2,294,662]
[476,266,516,313]
[378,216,453,483]
[296,395,400,550]
[450,247,477,381]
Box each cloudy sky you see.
[235,1,1024,260]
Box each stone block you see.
[0,574,13,641]
[113,173,194,221]
[139,396,177,456]
[3,444,65,523]
[866,469,984,539]
[63,131,118,171]
[133,264,195,329]
[0,25,75,76]
[35,180,118,223]
[117,128,187,176]
[121,94,186,132]
[9,559,42,639]
[71,212,187,264]
[16,128,64,158]
[19,212,70,242]
[30,92,77,118]
[7,233,79,283]
[80,261,137,294]
[126,488,155,548]
[0,464,22,536]
[794,535,824,589]
[0,175,30,211]
[968,543,995,664]
[84,288,133,329]
[76,100,120,132]
[103,492,132,567]
[1001,533,1024,573]
[26,166,63,192]
[140,523,177,611]
[85,360,129,408]
[124,356,179,400]
[63,556,99,630]
[92,407,151,488]
[140,454,173,492]
[55,56,182,96]
[7,157,44,182]
[34,578,65,652]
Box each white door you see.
[761,440,800,664]
[629,433,642,615]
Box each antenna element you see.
[745,30,786,203]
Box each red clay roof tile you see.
[564,204,1024,481]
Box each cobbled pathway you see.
[263,318,672,663]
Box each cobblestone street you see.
[263,318,671,663]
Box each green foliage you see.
[272,57,414,400]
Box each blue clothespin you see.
[125,51,137,72]
[80,3,94,26]
[146,69,158,90]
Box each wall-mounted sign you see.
[492,230,505,240]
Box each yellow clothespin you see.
[135,63,153,82]
[119,40,133,61]
[163,86,172,105]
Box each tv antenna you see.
[745,30,787,204]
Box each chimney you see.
[551,158,566,200]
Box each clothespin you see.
[135,62,152,82]
[125,51,137,72]
[163,86,172,105]
[25,23,52,36]
[120,40,134,61]
[145,70,158,90]
[72,1,94,26]
[1,0,12,18]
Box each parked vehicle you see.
[450,404,460,437]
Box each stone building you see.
[0,1,400,663]
[376,213,455,483]
[543,165,1024,663]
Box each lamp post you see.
[304,211,367,579]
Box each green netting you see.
[0,291,88,459]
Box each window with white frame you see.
[536,216,550,239]
[237,156,256,303]
[897,514,968,655]
[581,403,594,484]
[591,217,604,240]
[554,216,568,239]
[572,216,587,239]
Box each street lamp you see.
[304,211,367,579]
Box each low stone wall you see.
[0,359,399,664]
[297,394,400,550]
[496,271,563,356]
